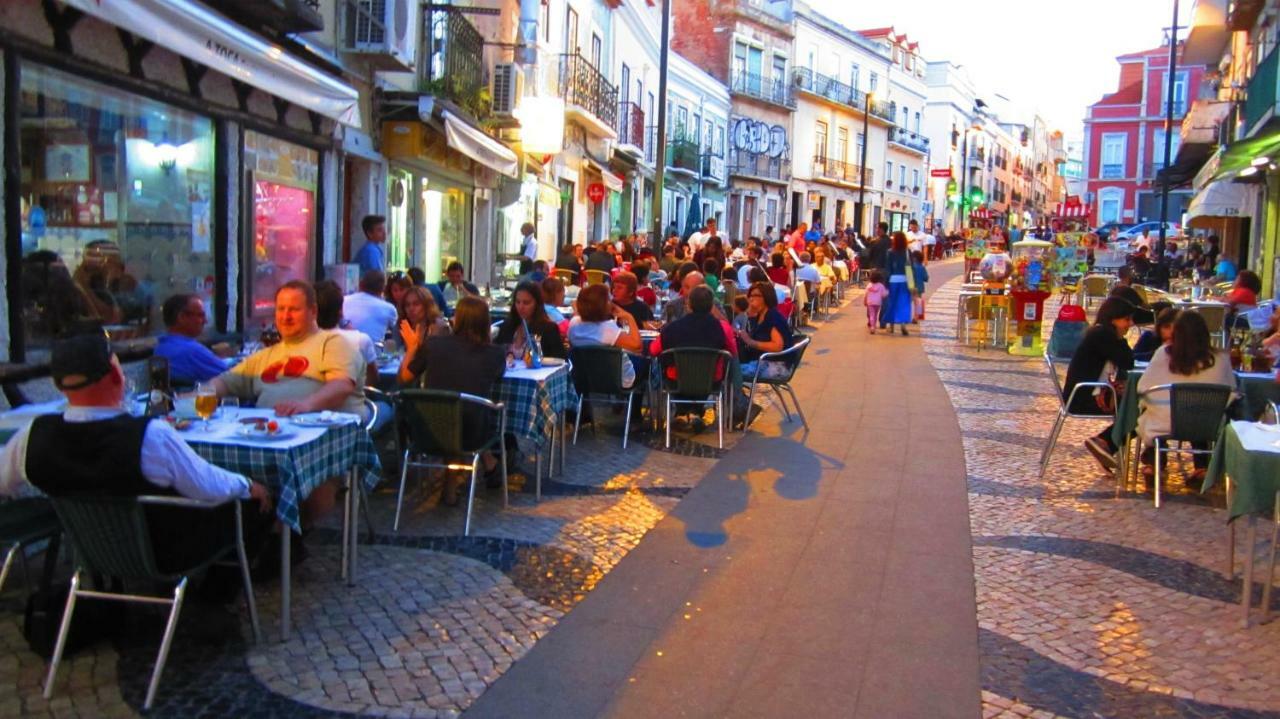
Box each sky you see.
[806,0,1195,140]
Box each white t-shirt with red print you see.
[220,329,365,417]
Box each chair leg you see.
[1243,515,1258,628]
[665,393,672,449]
[463,455,480,537]
[785,384,808,430]
[500,436,510,509]
[1153,439,1162,509]
[393,449,411,532]
[142,577,188,711]
[1261,493,1279,623]
[359,486,376,543]
[573,396,582,445]
[622,393,634,449]
[43,570,81,701]
[716,395,724,449]
[1038,412,1066,478]
[235,511,262,644]
[742,381,759,433]
[0,542,17,595]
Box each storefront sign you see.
[930,169,952,178]
[587,183,606,204]
[63,0,360,127]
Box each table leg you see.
[1242,514,1257,629]
[535,448,543,501]
[559,412,567,477]
[280,528,292,641]
[340,478,351,584]
[347,469,359,588]
[1226,477,1236,580]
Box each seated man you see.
[0,333,272,573]
[315,280,377,388]
[343,269,398,343]
[437,261,480,312]
[650,286,738,382]
[154,293,229,386]
[794,251,822,311]
[663,270,705,324]
[611,271,654,324]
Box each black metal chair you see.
[44,495,260,711]
[1137,382,1233,508]
[742,337,811,432]
[569,346,645,449]
[0,498,61,599]
[657,348,734,449]
[394,389,507,535]
[1039,350,1117,479]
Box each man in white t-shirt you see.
[315,279,378,387]
[343,270,398,343]
[905,219,927,257]
[687,217,720,255]
[923,232,937,261]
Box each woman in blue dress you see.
[880,231,916,335]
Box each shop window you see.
[17,63,216,355]
[387,169,413,270]
[244,130,318,328]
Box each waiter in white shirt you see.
[0,333,272,571]
[520,222,538,260]
[906,219,928,264]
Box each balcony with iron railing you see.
[811,155,871,186]
[702,153,726,183]
[730,70,795,109]
[667,133,701,175]
[559,52,618,136]
[728,148,790,182]
[644,125,658,166]
[888,126,929,154]
[421,6,487,119]
[1100,163,1125,179]
[868,97,896,122]
[792,67,856,107]
[616,101,645,154]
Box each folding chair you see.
[742,337,811,432]
[585,269,610,286]
[1136,383,1232,508]
[569,346,646,449]
[0,498,61,599]
[1039,350,1117,478]
[45,495,260,711]
[657,348,733,449]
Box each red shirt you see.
[767,267,791,286]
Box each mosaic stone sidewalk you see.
[924,275,1280,719]
[0,293,859,719]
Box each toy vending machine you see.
[1008,239,1053,357]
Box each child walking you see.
[911,250,930,322]
[863,270,889,334]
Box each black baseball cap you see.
[51,332,114,391]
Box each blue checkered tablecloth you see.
[188,424,382,533]
[495,364,575,447]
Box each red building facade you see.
[1084,43,1202,227]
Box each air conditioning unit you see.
[343,0,420,71]
[492,63,524,116]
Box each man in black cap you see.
[0,332,272,572]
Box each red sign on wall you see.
[587,183,606,203]
[930,169,952,178]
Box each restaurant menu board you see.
[965,231,990,259]
[1052,232,1091,288]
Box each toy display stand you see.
[964,207,1000,280]
[1008,239,1054,356]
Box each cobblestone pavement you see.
[925,275,1280,719]
[0,298,853,718]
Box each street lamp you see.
[855,91,872,236]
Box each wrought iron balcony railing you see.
[730,70,795,109]
[888,126,930,154]
[702,153,726,183]
[667,133,701,173]
[793,67,858,108]
[868,98,896,122]
[559,52,618,130]
[728,148,790,182]
[811,155,871,186]
[1100,163,1125,179]
[617,101,645,152]
[422,6,486,118]
[644,125,657,165]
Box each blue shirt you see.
[1215,258,1238,282]
[352,241,385,275]
[154,334,228,385]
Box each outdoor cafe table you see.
[0,403,382,641]
[1111,367,1279,455]
[1203,421,1280,625]
[378,358,576,494]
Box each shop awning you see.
[1186,178,1249,226]
[63,0,360,127]
[1210,131,1280,181]
[583,157,625,192]
[440,110,519,178]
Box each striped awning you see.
[1053,202,1091,217]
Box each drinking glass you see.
[219,396,240,423]
[195,382,218,431]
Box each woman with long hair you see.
[396,286,450,385]
[385,273,414,320]
[880,231,915,335]
[494,281,567,359]
[566,283,642,387]
[1063,296,1136,472]
[1135,310,1234,481]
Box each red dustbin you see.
[1009,289,1051,356]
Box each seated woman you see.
[398,296,507,504]
[396,286,451,385]
[540,276,569,325]
[813,247,836,297]
[766,253,791,287]
[736,281,794,380]
[1063,296,1136,473]
[1132,306,1179,363]
[1136,310,1235,482]
[1224,269,1261,311]
[566,283,642,388]
[385,273,413,323]
[494,281,567,360]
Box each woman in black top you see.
[494,281,567,359]
[1063,296,1136,470]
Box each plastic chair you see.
[1136,382,1232,508]
[742,337,811,432]
[569,346,645,449]
[585,269,610,286]
[0,498,61,599]
[553,268,577,285]
[394,389,507,535]
[1082,275,1111,310]
[721,279,739,320]
[1187,304,1228,348]
[657,348,733,449]
[44,495,260,711]
[1039,351,1118,478]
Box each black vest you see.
[26,414,152,497]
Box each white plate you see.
[236,426,295,441]
[538,357,566,367]
[290,412,359,426]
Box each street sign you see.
[587,183,605,204]
[930,169,952,178]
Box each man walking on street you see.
[352,215,387,275]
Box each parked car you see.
[1116,221,1180,241]
[1091,222,1132,238]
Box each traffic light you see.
[969,186,984,204]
